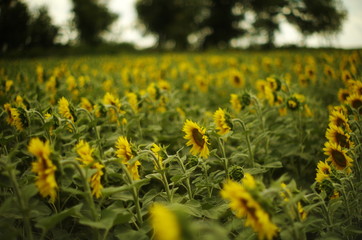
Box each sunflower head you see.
[115,136,134,163]
[326,124,354,149]
[182,120,210,159]
[329,109,351,132]
[315,161,331,183]
[346,93,362,114]
[266,77,281,91]
[323,141,353,170]
[286,96,300,111]
[230,94,242,113]
[213,108,232,135]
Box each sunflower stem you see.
[218,138,229,179]
[173,154,193,200]
[77,108,103,159]
[201,158,212,198]
[232,119,254,167]
[29,110,52,145]
[6,166,33,240]
[62,160,98,221]
[120,163,143,226]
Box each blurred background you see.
[1,0,361,54]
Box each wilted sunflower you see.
[315,161,331,183]
[221,179,278,240]
[149,203,181,240]
[213,108,232,135]
[326,124,354,149]
[183,119,210,159]
[28,138,58,202]
[323,141,353,170]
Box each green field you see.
[1,50,361,240]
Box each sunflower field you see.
[1,50,362,240]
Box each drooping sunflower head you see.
[326,124,354,149]
[80,97,93,112]
[115,136,134,163]
[315,161,331,183]
[213,108,232,135]
[182,119,210,159]
[58,97,75,122]
[323,141,353,170]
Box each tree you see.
[200,0,246,49]
[0,0,30,51]
[28,6,59,48]
[136,0,203,49]
[72,0,118,45]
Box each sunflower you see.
[103,92,123,122]
[149,203,181,240]
[58,97,75,122]
[182,120,210,159]
[115,136,133,164]
[315,161,331,183]
[346,93,362,114]
[126,92,139,113]
[323,65,335,78]
[213,108,232,135]
[28,138,58,202]
[230,70,244,88]
[323,141,353,170]
[230,94,242,113]
[337,89,350,103]
[4,103,26,131]
[80,97,93,112]
[266,77,281,91]
[151,143,164,170]
[326,124,354,149]
[329,109,351,132]
[221,180,278,240]
[286,97,299,111]
[90,162,104,198]
[76,140,104,198]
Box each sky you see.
[25,0,362,49]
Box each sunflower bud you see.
[229,165,244,181]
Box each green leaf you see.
[35,204,83,232]
[21,183,38,202]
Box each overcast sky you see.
[25,0,362,49]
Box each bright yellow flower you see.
[127,160,141,180]
[5,80,13,92]
[90,162,104,199]
[323,141,353,171]
[337,89,350,103]
[242,173,256,189]
[76,140,104,198]
[4,103,25,131]
[230,70,244,88]
[221,180,278,240]
[80,97,93,112]
[126,92,139,113]
[151,143,164,170]
[28,138,58,202]
[230,94,242,113]
[149,203,181,240]
[346,93,362,114]
[326,124,354,149]
[315,161,331,183]
[115,136,133,164]
[103,92,123,122]
[213,108,232,135]
[182,120,210,159]
[297,202,307,221]
[58,97,74,122]
[76,140,95,165]
[329,108,351,132]
[15,95,27,109]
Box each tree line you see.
[0,0,347,52]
